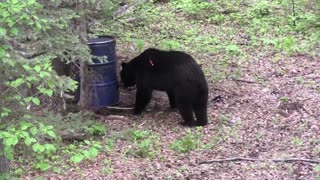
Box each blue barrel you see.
[86,36,119,108]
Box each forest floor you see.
[25,54,320,180]
[23,2,320,180]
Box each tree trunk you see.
[75,3,90,109]
[0,140,9,175]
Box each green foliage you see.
[40,111,104,138]
[1,0,319,177]
[248,0,273,18]
[102,159,112,175]
[0,0,120,175]
[0,120,57,160]
[171,0,212,16]
[170,127,202,153]
[122,129,160,159]
[70,140,102,164]
[86,123,106,136]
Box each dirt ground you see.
[27,54,319,179]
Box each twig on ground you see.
[231,78,262,84]
[212,87,240,96]
[198,157,320,164]
[103,115,130,121]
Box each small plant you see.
[133,138,156,158]
[135,39,145,52]
[132,130,159,159]
[121,129,160,159]
[160,40,181,50]
[280,96,289,103]
[291,137,303,146]
[132,129,150,142]
[170,127,203,153]
[85,123,106,136]
[295,76,304,84]
[69,140,102,164]
[102,159,112,175]
[104,138,115,152]
[225,44,242,56]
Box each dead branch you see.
[212,87,240,96]
[61,132,88,141]
[105,115,129,121]
[6,39,46,59]
[198,157,320,164]
[231,78,262,84]
[15,50,46,59]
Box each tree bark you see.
[0,140,9,174]
[75,3,90,109]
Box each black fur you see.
[120,48,208,126]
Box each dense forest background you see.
[0,0,319,179]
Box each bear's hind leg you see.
[177,104,195,126]
[134,88,152,115]
[194,105,208,126]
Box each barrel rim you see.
[87,35,116,45]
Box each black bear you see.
[120,48,208,126]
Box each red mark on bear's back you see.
[149,59,154,66]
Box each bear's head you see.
[120,62,136,87]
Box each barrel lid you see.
[87,36,115,45]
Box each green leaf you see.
[70,154,84,163]
[47,80,55,88]
[82,150,90,158]
[89,147,99,157]
[23,64,32,70]
[34,65,41,72]
[20,122,33,130]
[84,140,91,145]
[10,78,24,88]
[0,28,7,36]
[53,167,61,174]
[1,107,11,117]
[35,162,51,171]
[10,27,19,35]
[24,137,37,146]
[45,89,54,96]
[46,130,56,138]
[36,22,42,30]
[39,71,51,78]
[0,48,5,57]
[32,98,40,105]
[30,127,38,135]
[4,136,18,146]
[32,143,45,153]
[0,10,10,18]
[24,96,33,103]
[44,144,56,152]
